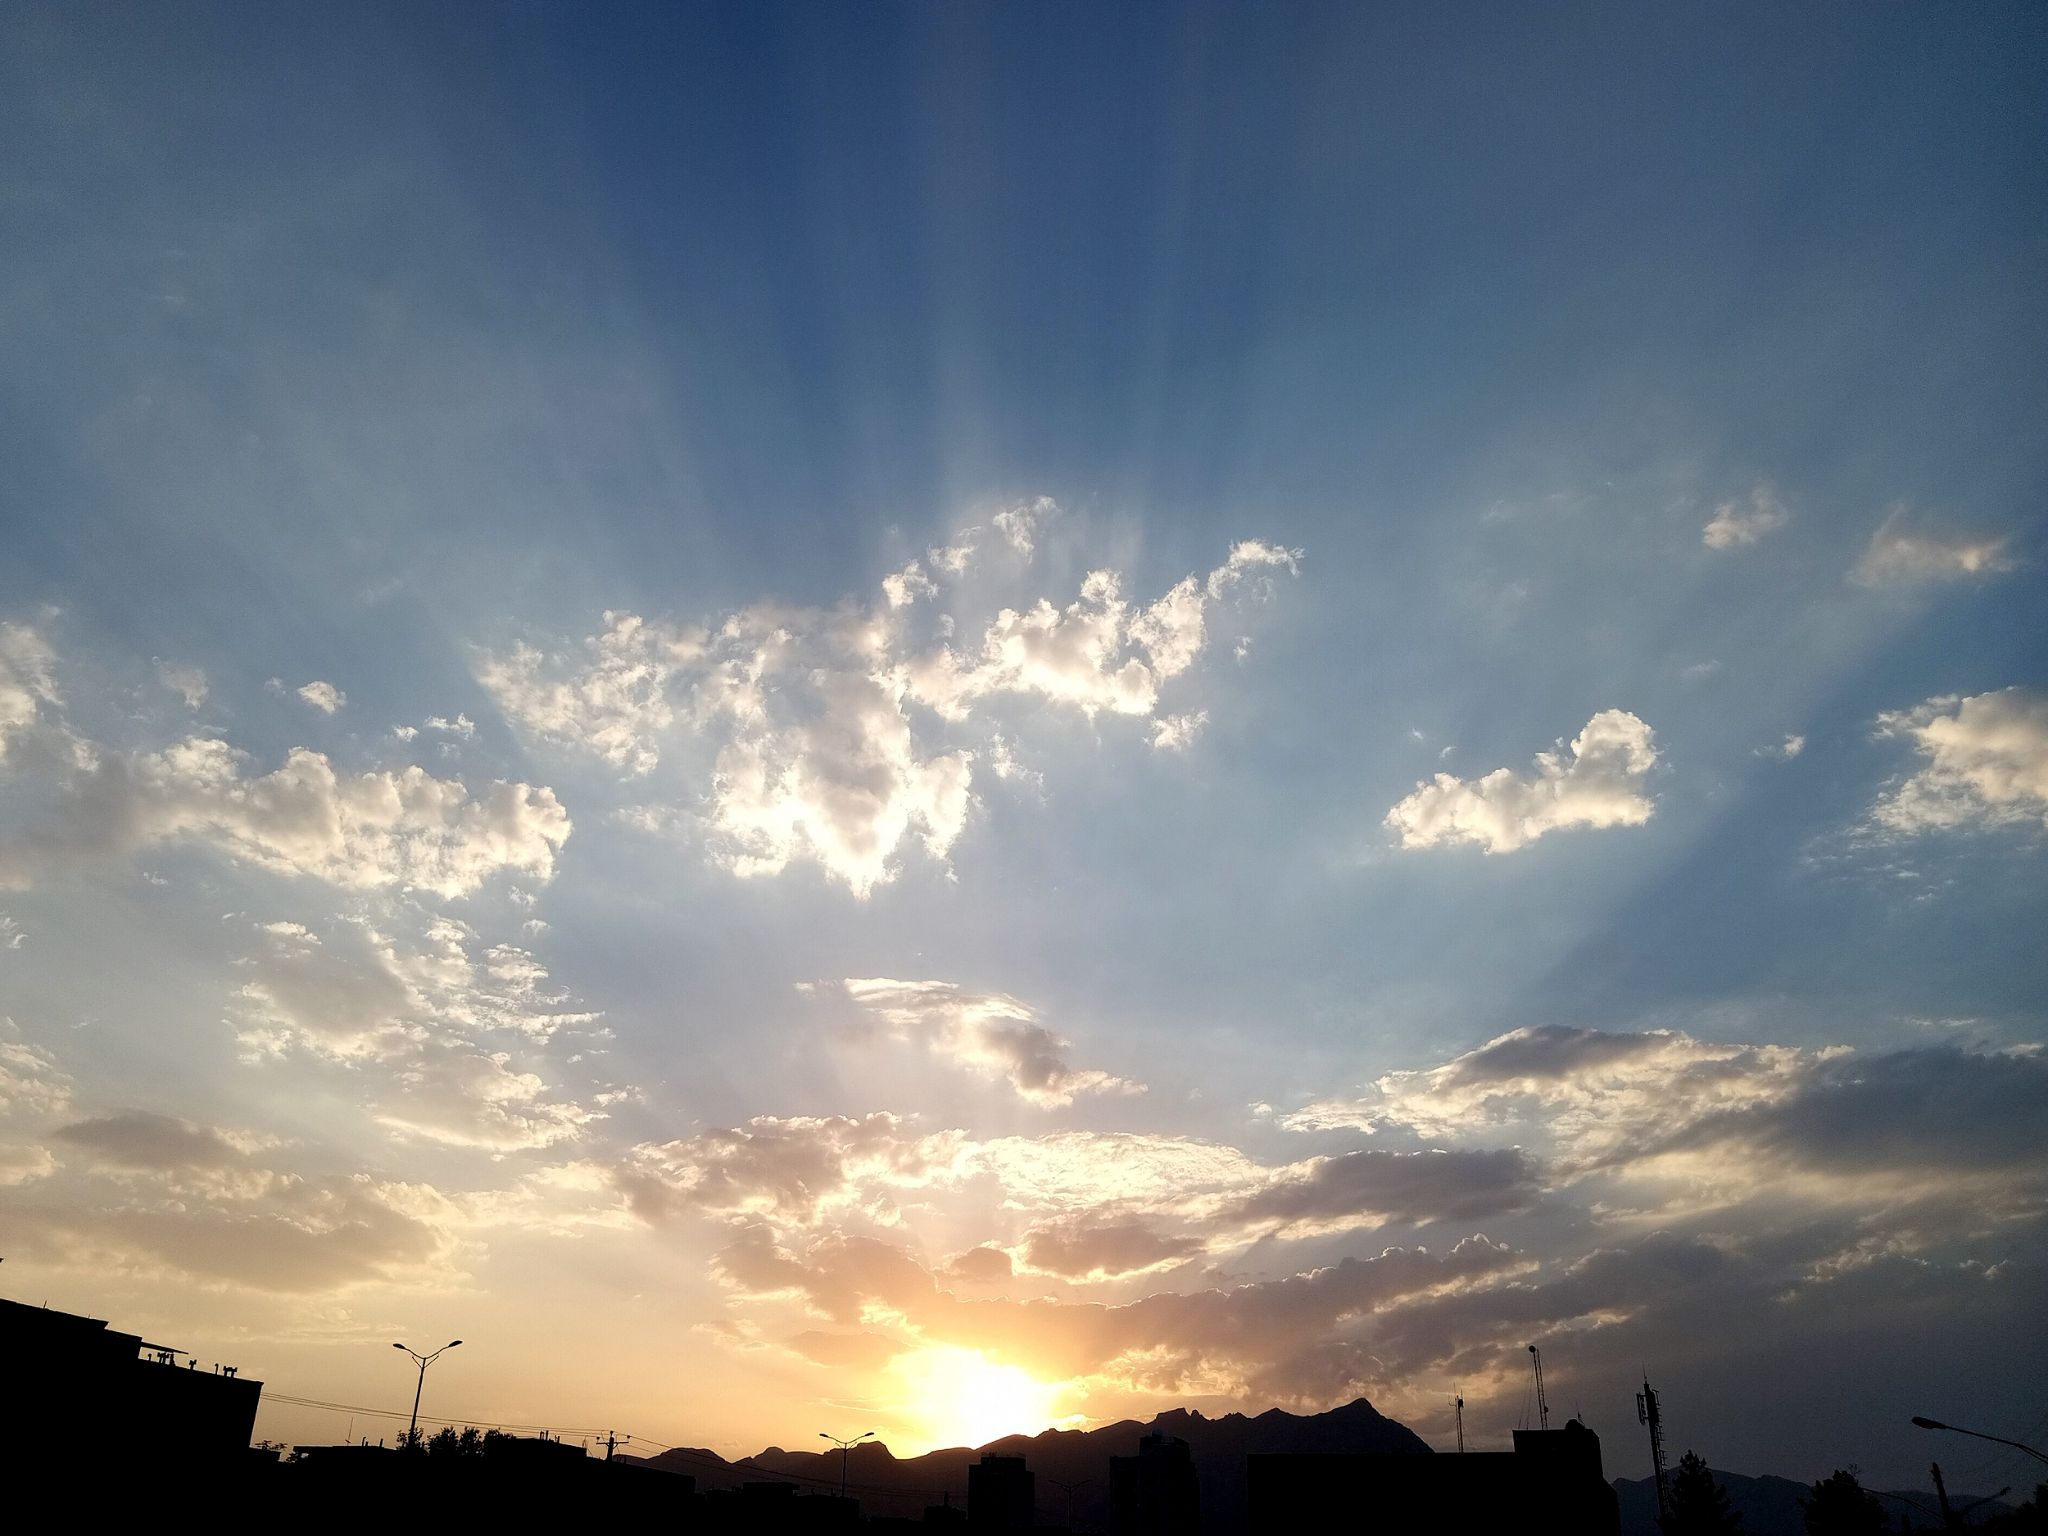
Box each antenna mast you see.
[1454,1394,1465,1453]
[1526,1346,1550,1431]
[1636,1374,1669,1523]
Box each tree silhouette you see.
[1803,1469,1887,1535]
[1664,1450,1744,1534]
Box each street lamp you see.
[1912,1417,2048,1466]
[819,1429,875,1497]
[394,1339,462,1450]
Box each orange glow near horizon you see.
[886,1346,1071,1456]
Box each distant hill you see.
[633,1397,1428,1530]
[1615,1467,2012,1534]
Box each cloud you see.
[1018,1217,1205,1280]
[1383,710,1659,854]
[1285,1024,2048,1219]
[0,623,58,759]
[153,659,208,710]
[476,611,705,774]
[1762,733,1805,760]
[425,713,476,738]
[0,1037,71,1119]
[715,1225,1523,1396]
[54,1110,257,1171]
[617,1113,969,1226]
[1852,509,2017,586]
[373,1042,599,1152]
[944,1245,1015,1284]
[0,737,570,898]
[1150,711,1207,752]
[480,520,1298,895]
[1871,688,2048,836]
[1701,485,1787,548]
[1635,1046,2048,1187]
[296,680,346,714]
[1287,1024,1821,1168]
[1220,1148,1541,1236]
[234,916,601,1151]
[821,978,1140,1106]
[883,561,938,609]
[2,1171,449,1292]
[992,496,1057,558]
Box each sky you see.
[1,0,2045,1491]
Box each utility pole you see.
[1526,1345,1550,1431]
[605,1430,619,1462]
[1454,1395,1465,1454]
[1636,1375,1669,1526]
[1931,1461,1955,1530]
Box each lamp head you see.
[1912,1417,1946,1431]
[393,1342,407,1350]
[447,1340,463,1349]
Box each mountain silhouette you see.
[1615,1466,2013,1534]
[634,1397,1428,1529]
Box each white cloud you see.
[234,915,600,1151]
[235,915,598,1061]
[1701,485,1787,549]
[425,713,476,738]
[1757,733,1805,760]
[0,623,58,759]
[477,611,705,774]
[1384,710,1659,854]
[992,495,1057,558]
[1852,509,2017,586]
[374,1043,598,1152]
[0,737,570,898]
[481,520,1299,895]
[0,914,21,950]
[1871,688,2048,836]
[296,680,346,714]
[1150,711,1207,752]
[882,561,937,609]
[822,978,1141,1107]
[0,1037,71,1119]
[153,659,208,710]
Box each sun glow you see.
[888,1346,1067,1455]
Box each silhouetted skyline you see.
[0,0,2044,1498]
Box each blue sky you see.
[1,1,2044,1487]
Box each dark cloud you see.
[1020,1217,1205,1279]
[944,1245,1015,1283]
[54,1110,246,1171]
[1644,1046,2048,1176]
[1225,1148,1540,1231]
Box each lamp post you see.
[1911,1417,2048,1466]
[1048,1475,1094,1529]
[819,1429,875,1497]
[394,1339,462,1450]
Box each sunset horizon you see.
[2,2,2043,1516]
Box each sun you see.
[887,1345,1066,1454]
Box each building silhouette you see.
[1247,1417,1622,1534]
[969,1452,1036,1530]
[1112,1431,1200,1535]
[1,1294,262,1474]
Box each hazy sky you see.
[2,1,2044,1489]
